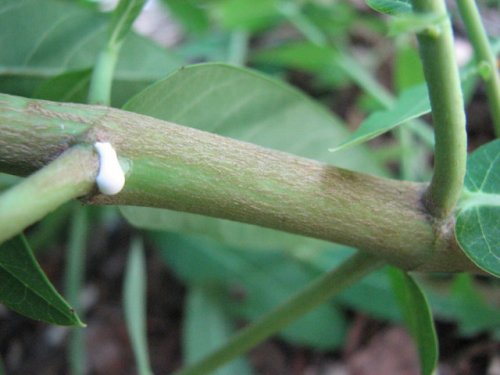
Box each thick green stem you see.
[413,0,467,218]
[0,146,97,244]
[0,94,477,272]
[174,252,383,375]
[456,0,500,137]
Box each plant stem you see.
[87,0,145,105]
[65,207,89,375]
[0,93,477,273]
[174,252,384,375]
[456,0,500,137]
[412,0,467,218]
[228,30,249,66]
[87,44,120,105]
[0,146,97,244]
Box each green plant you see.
[0,0,499,374]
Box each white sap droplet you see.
[94,142,125,195]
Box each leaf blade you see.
[456,140,500,277]
[389,268,438,375]
[365,0,412,15]
[154,232,347,350]
[123,237,153,375]
[34,69,92,103]
[160,0,210,34]
[330,84,430,152]
[0,0,182,106]
[0,235,84,326]
[184,286,254,375]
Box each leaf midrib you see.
[458,190,500,212]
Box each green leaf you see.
[450,274,500,336]
[175,32,231,63]
[123,238,153,375]
[0,0,182,105]
[365,0,412,15]
[0,235,84,326]
[394,44,425,92]
[154,232,347,350]
[160,0,210,34]
[296,248,402,321]
[314,252,499,334]
[330,84,430,152]
[184,286,254,375]
[456,140,500,277]
[251,42,350,87]
[252,42,336,72]
[121,63,385,249]
[34,69,92,103]
[389,268,438,375]
[300,2,361,41]
[388,13,446,37]
[214,0,282,32]
[417,276,500,338]
[108,0,146,48]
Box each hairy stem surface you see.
[0,94,476,272]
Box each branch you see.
[0,93,476,272]
[0,146,97,244]
[412,0,467,218]
[175,252,383,375]
[456,0,500,137]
